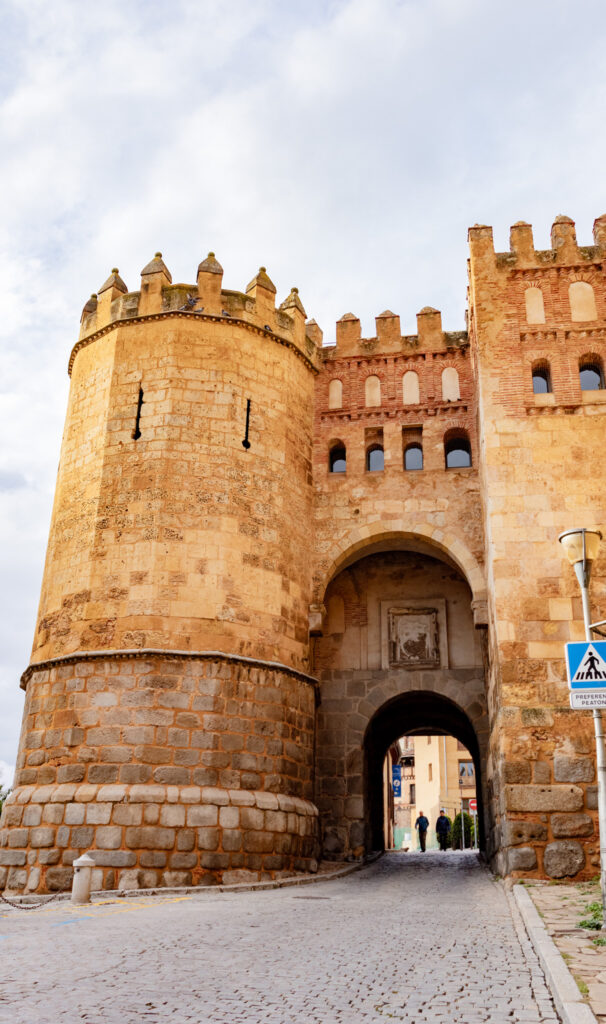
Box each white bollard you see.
[71,852,95,904]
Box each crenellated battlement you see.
[322,306,467,360]
[469,214,606,269]
[75,252,320,375]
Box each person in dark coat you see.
[436,809,451,851]
[415,811,429,852]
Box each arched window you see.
[441,367,460,402]
[404,443,423,471]
[326,594,345,634]
[366,445,384,471]
[532,362,552,394]
[329,442,346,473]
[444,430,472,469]
[402,370,419,405]
[580,356,605,391]
[569,281,597,322]
[328,379,343,409]
[525,287,545,324]
[365,375,381,407]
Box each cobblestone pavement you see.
[0,851,559,1024]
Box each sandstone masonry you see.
[1,218,605,891]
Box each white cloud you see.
[1,0,606,766]
[0,762,15,789]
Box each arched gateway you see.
[312,539,489,861]
[364,691,486,852]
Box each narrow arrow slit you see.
[242,398,251,449]
[132,385,144,440]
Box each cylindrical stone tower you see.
[0,253,320,893]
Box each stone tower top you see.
[73,253,320,377]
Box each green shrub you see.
[451,811,475,849]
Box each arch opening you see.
[364,691,485,854]
[313,542,489,864]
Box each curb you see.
[1,850,384,908]
[513,884,597,1024]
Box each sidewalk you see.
[525,878,606,1022]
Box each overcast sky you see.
[0,0,605,781]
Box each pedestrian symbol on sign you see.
[572,644,606,683]
[566,641,606,689]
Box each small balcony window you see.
[366,445,384,471]
[329,444,347,473]
[404,443,423,471]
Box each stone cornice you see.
[68,311,319,377]
[20,648,318,690]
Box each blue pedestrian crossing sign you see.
[566,642,606,688]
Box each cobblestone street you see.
[0,852,559,1024]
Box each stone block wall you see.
[14,655,315,795]
[0,783,318,893]
[36,311,318,673]
[496,710,598,878]
[0,654,319,892]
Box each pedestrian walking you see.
[415,811,429,852]
[436,809,451,851]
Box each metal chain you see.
[0,890,64,910]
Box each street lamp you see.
[559,527,606,920]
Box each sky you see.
[0,0,605,781]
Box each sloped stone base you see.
[0,783,319,893]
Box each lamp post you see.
[559,527,606,919]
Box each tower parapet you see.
[77,254,320,374]
[469,214,606,269]
[327,306,466,358]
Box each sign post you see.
[469,797,478,850]
[559,527,606,924]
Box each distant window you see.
[328,379,343,409]
[409,784,415,804]
[525,287,545,324]
[569,281,597,322]
[580,359,605,391]
[428,763,433,781]
[532,364,552,394]
[459,761,475,778]
[366,445,384,471]
[441,367,460,402]
[365,375,381,407]
[445,432,472,468]
[329,444,346,473]
[402,370,420,405]
[404,443,423,471]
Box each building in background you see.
[390,737,476,850]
